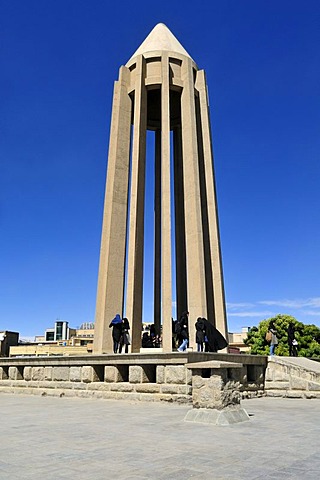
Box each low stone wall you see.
[0,353,267,404]
[265,357,320,399]
[0,363,192,403]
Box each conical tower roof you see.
[127,23,193,63]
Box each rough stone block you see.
[38,381,56,389]
[305,391,320,399]
[286,390,304,398]
[165,365,187,384]
[186,367,192,385]
[110,383,134,392]
[135,384,160,394]
[129,365,150,383]
[9,366,23,380]
[192,375,240,410]
[81,366,99,383]
[32,367,45,381]
[69,367,81,382]
[308,381,320,391]
[138,393,157,402]
[51,381,73,390]
[44,367,53,381]
[177,385,192,395]
[53,367,70,382]
[272,362,286,373]
[192,374,206,389]
[13,380,27,388]
[290,377,308,390]
[301,371,317,382]
[221,380,241,406]
[87,382,110,391]
[37,380,55,389]
[156,365,165,384]
[274,370,290,382]
[160,384,179,394]
[104,366,125,383]
[158,394,174,403]
[129,365,142,383]
[23,366,32,381]
[265,390,286,397]
[71,382,87,390]
[265,381,290,390]
[104,366,117,383]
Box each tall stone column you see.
[154,130,161,336]
[125,56,147,353]
[93,66,132,354]
[173,126,187,321]
[196,70,228,339]
[161,53,172,352]
[181,57,207,350]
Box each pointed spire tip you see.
[127,23,193,63]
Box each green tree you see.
[244,314,320,357]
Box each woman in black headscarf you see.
[109,314,123,354]
[202,318,228,352]
[195,317,206,352]
[119,317,131,354]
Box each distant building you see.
[10,321,94,357]
[228,327,250,353]
[42,320,76,342]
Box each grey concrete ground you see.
[1,394,319,480]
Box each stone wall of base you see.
[0,355,267,405]
[0,380,192,403]
[265,357,320,398]
[0,364,193,404]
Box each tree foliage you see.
[244,314,320,357]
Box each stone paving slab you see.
[0,394,319,479]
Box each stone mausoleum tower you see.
[93,24,228,354]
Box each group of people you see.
[141,331,162,348]
[109,314,131,354]
[109,311,228,354]
[266,321,298,356]
[173,311,228,353]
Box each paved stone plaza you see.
[1,394,319,479]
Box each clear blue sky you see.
[1,0,320,338]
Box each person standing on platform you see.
[195,317,206,352]
[268,321,278,356]
[109,314,123,354]
[202,318,228,352]
[177,311,189,352]
[287,322,298,357]
[119,317,131,354]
